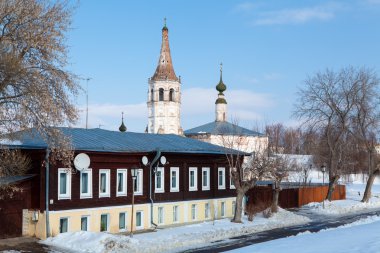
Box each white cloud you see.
[254,6,335,25]
[74,87,276,132]
[234,2,258,13]
[367,0,380,4]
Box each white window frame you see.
[218,167,226,190]
[59,217,69,233]
[205,203,210,219]
[189,167,198,191]
[230,168,236,189]
[134,169,143,195]
[119,212,127,231]
[173,205,179,223]
[155,167,165,193]
[191,204,197,221]
[116,169,128,197]
[99,169,110,197]
[81,216,90,231]
[221,202,226,217]
[201,167,210,191]
[170,167,179,192]
[80,169,92,199]
[58,168,71,200]
[100,213,110,232]
[158,206,164,225]
[136,211,144,230]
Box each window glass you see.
[81,217,88,231]
[173,206,179,222]
[136,211,142,227]
[100,173,106,193]
[59,173,67,195]
[119,212,126,230]
[60,218,68,233]
[100,214,108,232]
[205,203,209,219]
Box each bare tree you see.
[219,122,271,223]
[269,155,293,213]
[0,0,78,176]
[294,67,358,201]
[348,68,380,202]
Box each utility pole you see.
[85,78,92,129]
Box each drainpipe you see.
[149,148,161,229]
[45,149,51,238]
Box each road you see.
[181,208,380,253]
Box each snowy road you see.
[182,208,380,253]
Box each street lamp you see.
[130,168,138,237]
[321,165,326,209]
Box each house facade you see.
[4,128,239,239]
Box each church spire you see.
[215,63,227,122]
[151,18,178,81]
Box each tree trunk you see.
[231,189,245,223]
[326,175,339,201]
[271,188,280,213]
[362,168,380,203]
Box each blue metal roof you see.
[6,127,245,155]
[184,121,264,137]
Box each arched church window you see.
[159,88,164,101]
[169,88,175,101]
[151,89,154,101]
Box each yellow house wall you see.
[25,197,236,239]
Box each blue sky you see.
[68,0,380,132]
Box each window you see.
[218,167,226,190]
[155,167,164,193]
[205,203,210,219]
[191,204,197,221]
[58,168,71,200]
[116,169,127,196]
[100,214,109,232]
[159,88,164,101]
[232,201,236,216]
[59,217,68,233]
[99,170,110,197]
[173,206,179,223]
[158,207,164,225]
[151,88,154,101]
[221,202,226,217]
[136,211,143,229]
[189,167,198,191]
[81,216,89,231]
[202,167,210,191]
[169,88,174,101]
[133,169,143,195]
[170,167,179,192]
[80,169,92,199]
[119,212,127,231]
[230,169,236,189]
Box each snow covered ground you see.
[227,181,380,253]
[227,214,380,253]
[41,178,380,253]
[42,209,309,253]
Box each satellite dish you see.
[142,156,149,166]
[160,156,167,165]
[74,153,90,171]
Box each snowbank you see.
[42,209,310,253]
[228,215,380,253]
[303,183,380,216]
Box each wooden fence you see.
[246,184,346,210]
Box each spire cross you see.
[164,17,167,27]
[220,62,223,73]
[122,112,124,120]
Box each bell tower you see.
[147,19,183,135]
